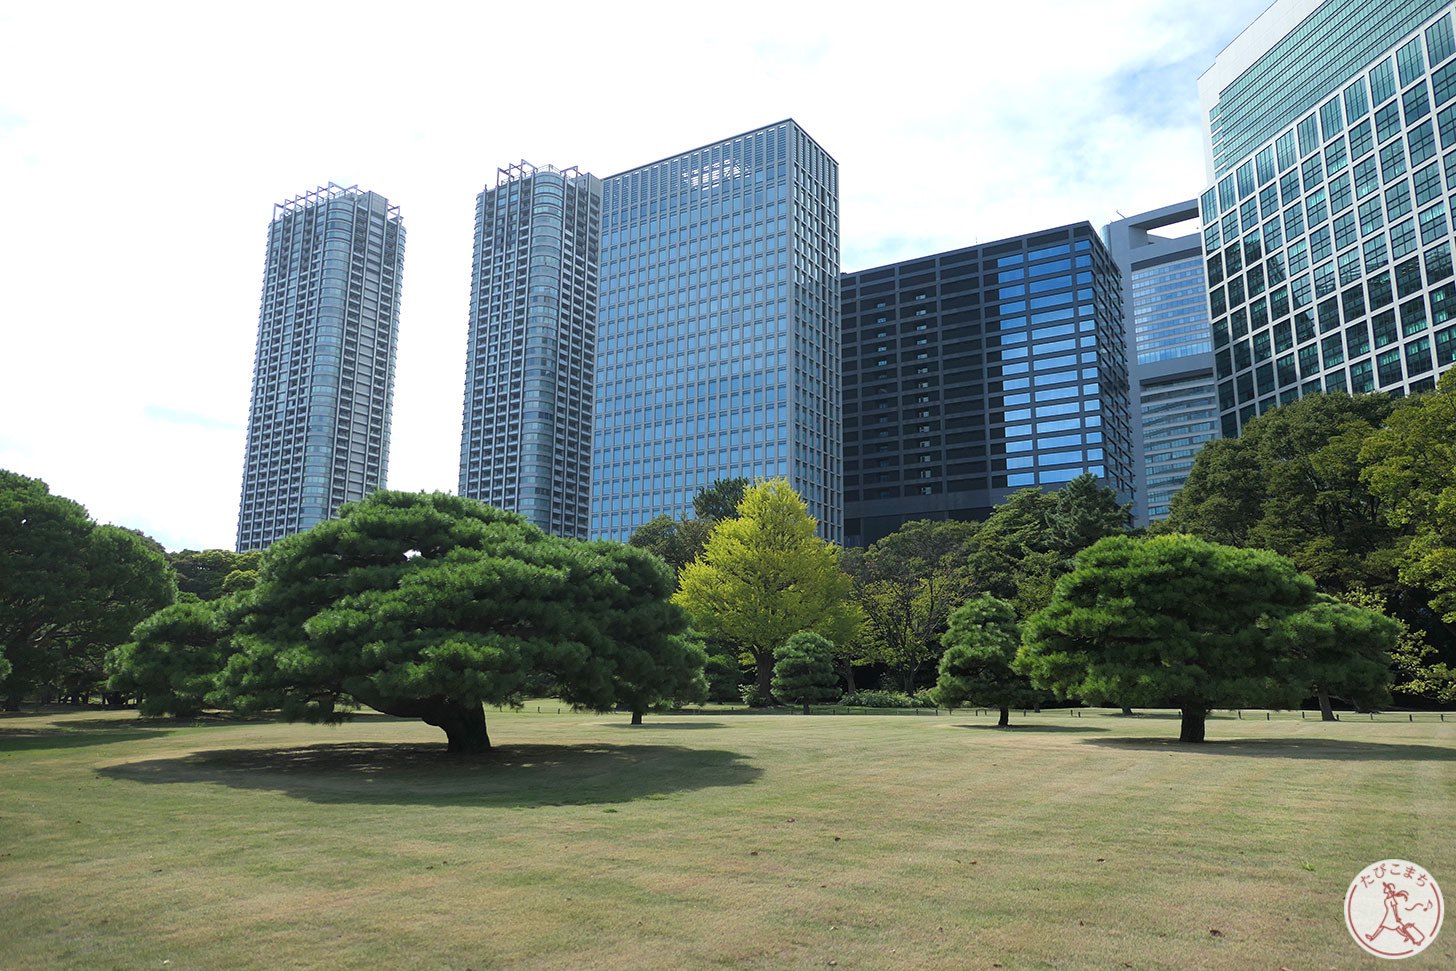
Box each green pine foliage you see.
[212,491,703,751]
[771,631,840,713]
[933,594,1040,726]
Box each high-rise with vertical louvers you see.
[1199,0,1456,437]
[1104,202,1220,525]
[458,162,602,538]
[590,120,843,543]
[236,183,404,553]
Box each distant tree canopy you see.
[843,518,979,692]
[1,470,175,706]
[168,549,263,602]
[1165,386,1455,699]
[1361,369,1456,625]
[629,478,750,574]
[1165,392,1398,592]
[212,491,703,751]
[675,479,860,700]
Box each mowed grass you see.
[2,707,1453,970]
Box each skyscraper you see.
[1199,0,1456,437]
[590,120,843,543]
[841,222,1135,547]
[236,184,404,553]
[458,162,602,539]
[1104,202,1220,525]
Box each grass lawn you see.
[2,706,1453,970]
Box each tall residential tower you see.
[1199,0,1456,436]
[458,162,602,539]
[236,184,404,552]
[590,120,843,542]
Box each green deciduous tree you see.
[1,471,175,706]
[692,477,749,523]
[1275,595,1396,721]
[933,594,1040,726]
[1361,369,1456,625]
[674,479,860,700]
[1167,392,1398,592]
[106,599,231,717]
[213,491,701,752]
[844,519,979,692]
[1019,534,1317,743]
[628,515,713,574]
[168,549,263,602]
[771,631,840,714]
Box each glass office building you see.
[459,162,602,539]
[841,223,1134,547]
[1199,0,1456,437]
[1104,202,1220,524]
[590,120,843,543]
[236,184,404,552]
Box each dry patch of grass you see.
[2,707,1453,969]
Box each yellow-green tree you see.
[674,479,860,700]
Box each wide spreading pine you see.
[213,492,703,751]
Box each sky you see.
[0,0,1273,552]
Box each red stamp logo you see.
[1345,860,1443,959]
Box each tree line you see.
[2,373,1451,746]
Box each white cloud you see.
[0,0,1268,550]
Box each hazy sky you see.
[0,0,1271,551]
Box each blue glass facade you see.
[237,184,404,552]
[591,121,842,542]
[459,162,601,539]
[1105,202,1220,525]
[842,223,1134,547]
[1202,3,1456,437]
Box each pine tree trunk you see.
[839,661,857,695]
[802,702,810,715]
[1179,706,1206,743]
[1120,706,1134,716]
[631,709,644,725]
[1318,686,1335,722]
[998,705,1009,727]
[378,696,492,753]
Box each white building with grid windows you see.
[1199,0,1456,437]
[236,184,404,552]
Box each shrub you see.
[840,689,935,709]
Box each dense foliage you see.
[933,594,1040,726]
[213,491,703,750]
[675,479,860,700]
[106,599,233,717]
[771,631,840,714]
[1020,534,1319,742]
[1,470,175,706]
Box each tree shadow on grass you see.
[1083,737,1456,761]
[0,727,179,753]
[600,721,728,730]
[97,741,761,807]
[954,723,1108,733]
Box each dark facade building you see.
[841,222,1134,547]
